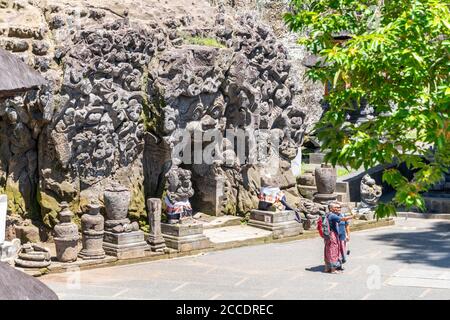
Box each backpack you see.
[317,213,331,239]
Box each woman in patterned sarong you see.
[324,203,353,273]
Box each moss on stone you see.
[128,180,146,220]
[140,66,167,136]
[223,199,237,216]
[4,182,28,218]
[36,189,59,228]
[184,36,226,48]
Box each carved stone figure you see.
[356,174,382,220]
[15,243,51,268]
[53,202,79,262]
[164,166,195,224]
[78,204,105,260]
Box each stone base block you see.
[78,249,105,260]
[103,230,148,260]
[248,210,303,238]
[313,193,338,204]
[161,223,211,252]
[147,235,166,252]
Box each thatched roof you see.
[0,262,58,300]
[0,48,47,97]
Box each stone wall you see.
[0,0,324,230]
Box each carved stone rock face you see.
[1,1,318,224]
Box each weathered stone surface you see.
[14,224,40,243]
[356,174,382,220]
[0,238,21,265]
[53,202,79,262]
[0,0,324,228]
[161,222,211,252]
[147,198,166,252]
[79,204,105,260]
[15,243,51,268]
[103,230,147,259]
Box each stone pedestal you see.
[147,198,166,252]
[248,210,303,238]
[103,230,147,259]
[161,223,211,252]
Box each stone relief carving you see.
[0,1,319,229]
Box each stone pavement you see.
[40,217,450,300]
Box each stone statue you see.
[356,174,382,220]
[78,204,105,260]
[164,166,195,224]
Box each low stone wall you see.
[29,218,394,277]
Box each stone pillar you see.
[54,202,79,262]
[147,198,166,252]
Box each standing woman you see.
[324,203,353,273]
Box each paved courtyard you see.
[41,217,450,300]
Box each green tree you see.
[284,0,450,217]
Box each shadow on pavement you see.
[369,220,450,269]
[305,265,326,273]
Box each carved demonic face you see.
[166,166,194,201]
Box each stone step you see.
[194,214,242,229]
[203,225,272,245]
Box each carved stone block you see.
[103,230,148,260]
[248,210,303,239]
[161,223,211,252]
